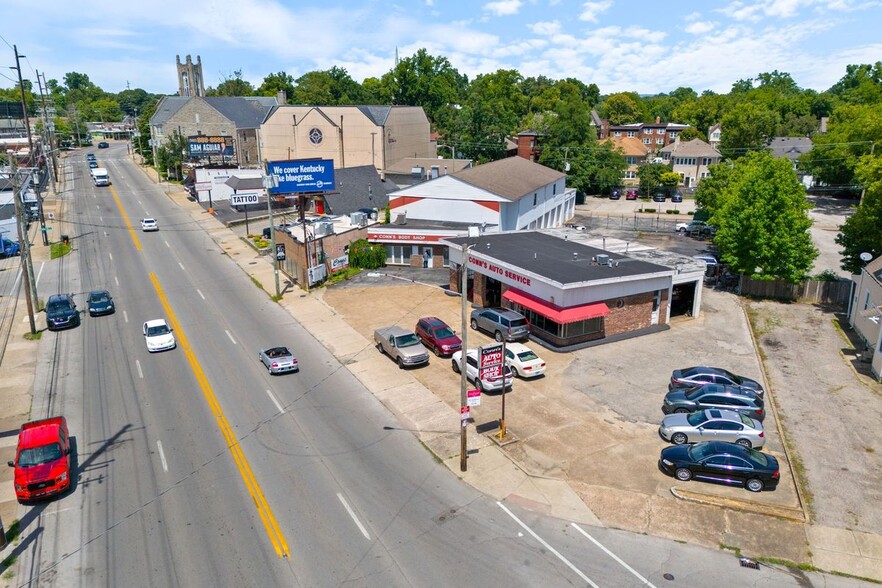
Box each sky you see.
[2,0,881,96]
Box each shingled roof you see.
[660,138,721,158]
[451,156,565,201]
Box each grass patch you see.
[777,417,815,516]
[50,242,71,259]
[325,267,361,286]
[249,276,263,290]
[24,331,42,340]
[719,543,742,557]
[2,566,14,580]
[5,519,20,543]
[270,294,283,302]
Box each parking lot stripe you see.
[135,359,142,379]
[571,523,657,587]
[156,440,168,472]
[337,493,370,540]
[497,502,599,587]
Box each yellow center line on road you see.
[109,183,142,251]
[149,272,290,558]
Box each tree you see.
[637,162,668,196]
[677,126,705,141]
[257,72,295,101]
[600,92,643,124]
[382,49,467,122]
[660,171,680,190]
[835,157,882,273]
[719,102,779,159]
[710,151,816,283]
[207,70,254,96]
[157,130,188,180]
[801,103,882,187]
[694,161,734,212]
[827,62,882,105]
[455,69,527,162]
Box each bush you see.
[348,238,386,269]
[814,269,842,282]
[253,237,269,249]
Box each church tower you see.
[176,54,205,97]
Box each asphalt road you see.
[8,146,872,587]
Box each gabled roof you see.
[660,138,721,158]
[451,156,565,201]
[766,137,813,161]
[356,106,392,126]
[323,165,392,215]
[600,136,649,157]
[151,96,190,126]
[866,256,882,285]
[203,97,275,129]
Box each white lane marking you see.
[156,440,168,472]
[123,310,129,323]
[265,389,285,414]
[109,252,113,262]
[571,523,658,587]
[178,262,185,270]
[114,276,119,286]
[36,262,45,286]
[497,502,598,588]
[99,216,103,222]
[135,360,143,379]
[196,289,205,300]
[164,240,170,248]
[225,330,237,345]
[337,493,371,540]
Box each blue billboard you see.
[266,159,335,194]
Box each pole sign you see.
[478,343,504,381]
[266,159,335,194]
[275,243,286,261]
[467,389,481,407]
[330,254,349,272]
[460,406,470,424]
[230,191,261,206]
[188,135,234,157]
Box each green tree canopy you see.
[835,157,882,273]
[382,49,468,122]
[709,151,816,282]
[600,92,643,124]
[256,72,295,101]
[637,162,668,196]
[719,102,779,159]
[207,70,255,96]
[801,103,881,186]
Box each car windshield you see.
[395,334,421,347]
[267,347,290,357]
[147,324,170,336]
[516,350,539,361]
[47,300,72,313]
[90,293,109,303]
[432,327,455,339]
[686,412,709,426]
[18,443,62,467]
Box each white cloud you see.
[483,0,523,16]
[684,21,716,34]
[529,21,561,35]
[578,0,613,23]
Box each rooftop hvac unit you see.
[595,254,610,266]
[314,221,335,237]
[350,211,367,226]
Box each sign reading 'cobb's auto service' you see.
[469,256,532,287]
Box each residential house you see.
[659,138,722,188]
[599,137,649,186]
[707,124,721,150]
[600,117,690,154]
[766,137,814,187]
[848,256,882,381]
[149,96,279,168]
[517,130,543,162]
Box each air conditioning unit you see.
[314,221,335,237]
[595,254,609,266]
[350,212,367,226]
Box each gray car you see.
[259,346,299,374]
[662,384,765,421]
[469,307,530,342]
[659,409,765,449]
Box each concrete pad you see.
[811,549,882,581]
[724,510,809,562]
[806,525,859,554]
[570,482,652,534]
[645,493,730,549]
[855,530,882,560]
[526,477,602,526]
[449,449,529,500]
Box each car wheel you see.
[678,227,686,233]
[675,468,692,482]
[671,433,688,445]
[494,331,504,342]
[376,343,384,354]
[746,478,764,492]
[477,379,484,393]
[735,439,752,448]
[433,345,442,357]
[674,408,690,414]
[396,357,404,369]
[452,360,460,374]
[470,319,478,330]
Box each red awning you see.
[502,289,610,324]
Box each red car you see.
[625,190,638,200]
[415,317,462,357]
[7,416,72,503]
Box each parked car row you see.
[657,366,778,493]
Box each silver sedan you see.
[658,409,765,449]
[258,346,299,374]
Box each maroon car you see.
[415,317,462,357]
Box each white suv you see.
[451,349,514,393]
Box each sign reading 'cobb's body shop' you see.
[266,159,336,194]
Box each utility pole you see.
[9,164,38,335]
[13,46,49,246]
[35,70,57,193]
[263,170,281,298]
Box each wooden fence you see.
[738,276,851,306]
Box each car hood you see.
[47,309,75,319]
[399,345,429,358]
[663,388,690,404]
[146,334,174,347]
[15,459,67,485]
[660,444,691,462]
[660,413,693,430]
[435,335,462,348]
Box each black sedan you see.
[662,384,765,421]
[669,366,764,397]
[659,441,779,492]
[87,290,115,316]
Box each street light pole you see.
[459,226,479,472]
[263,171,281,298]
[9,162,37,334]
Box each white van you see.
[91,168,110,186]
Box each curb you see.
[670,487,806,522]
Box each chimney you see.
[277,90,287,105]
[655,116,661,124]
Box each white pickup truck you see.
[374,326,430,368]
[90,167,110,186]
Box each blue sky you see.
[3,0,882,96]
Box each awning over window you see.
[502,288,610,324]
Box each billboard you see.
[266,159,335,194]
[188,135,234,158]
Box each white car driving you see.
[143,319,176,352]
[504,342,546,378]
[141,218,158,232]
